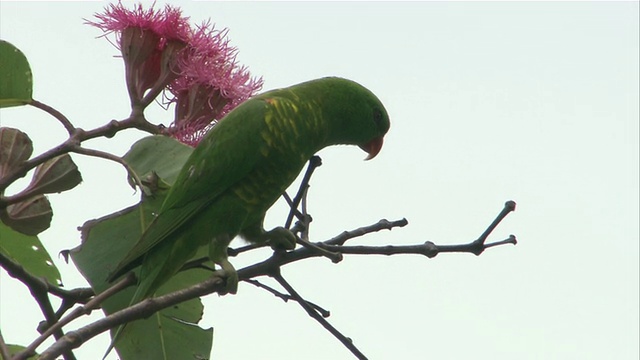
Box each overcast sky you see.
[1,1,638,359]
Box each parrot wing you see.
[107,99,271,281]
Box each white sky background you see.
[0,1,638,359]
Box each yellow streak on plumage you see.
[232,95,325,211]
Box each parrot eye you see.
[373,108,384,127]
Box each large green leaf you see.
[112,255,214,360]
[0,40,33,108]
[123,135,194,186]
[0,221,61,286]
[70,135,213,360]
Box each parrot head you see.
[306,77,390,160]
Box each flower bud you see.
[0,127,33,180]
[1,195,52,236]
[25,154,82,195]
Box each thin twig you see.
[427,200,518,257]
[300,184,310,240]
[296,237,343,263]
[325,218,410,246]
[49,287,94,304]
[71,146,144,191]
[281,192,305,224]
[290,217,312,237]
[238,218,411,279]
[244,279,330,317]
[319,236,516,258]
[78,109,163,142]
[319,202,517,258]
[484,235,518,249]
[30,99,75,135]
[283,156,343,262]
[476,200,517,247]
[1,185,46,207]
[1,187,42,207]
[29,285,77,360]
[284,156,322,229]
[227,243,265,257]
[272,270,368,360]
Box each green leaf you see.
[123,135,193,188]
[0,221,62,286]
[70,135,212,360]
[0,40,33,108]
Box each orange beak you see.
[359,136,384,160]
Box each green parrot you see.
[107,76,390,305]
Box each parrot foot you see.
[265,226,297,250]
[209,234,238,295]
[218,258,238,295]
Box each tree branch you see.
[272,270,368,359]
[319,236,516,258]
[0,329,11,360]
[325,218,410,246]
[238,218,408,279]
[284,155,322,229]
[0,251,92,304]
[239,201,515,279]
[36,272,227,360]
[16,273,136,360]
[34,198,516,360]
[0,252,78,360]
[70,146,144,191]
[474,200,517,253]
[29,285,77,360]
[244,278,330,317]
[33,213,405,359]
[29,100,75,135]
[0,100,164,196]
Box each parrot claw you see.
[265,226,297,250]
[218,258,238,295]
[208,234,238,294]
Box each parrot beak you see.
[359,136,384,160]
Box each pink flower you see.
[88,2,191,104]
[167,22,263,146]
[89,2,263,146]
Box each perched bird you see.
[108,76,390,303]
